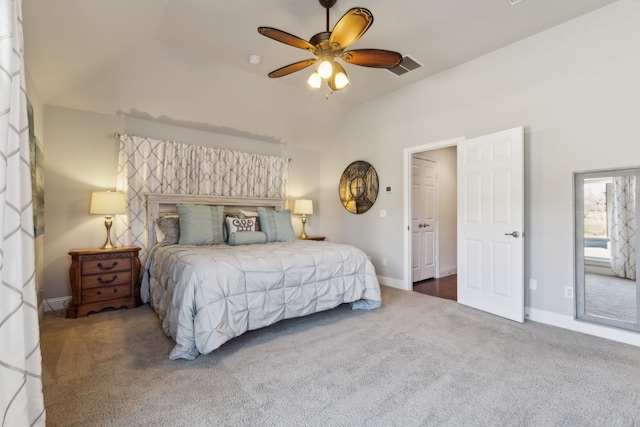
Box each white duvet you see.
[145,240,381,360]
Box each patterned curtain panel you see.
[114,134,288,260]
[0,0,46,424]
[610,176,636,280]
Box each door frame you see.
[403,137,465,291]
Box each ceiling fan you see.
[257,0,402,92]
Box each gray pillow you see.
[256,207,295,242]
[177,204,225,245]
[155,216,180,245]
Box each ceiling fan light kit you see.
[258,0,401,94]
[307,72,322,88]
[329,62,350,90]
[317,59,333,79]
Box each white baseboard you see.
[378,275,405,290]
[437,267,457,278]
[525,306,640,347]
[43,296,71,313]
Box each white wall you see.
[47,40,342,153]
[42,106,320,300]
[319,1,640,316]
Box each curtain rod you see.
[113,132,291,161]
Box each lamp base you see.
[100,240,117,250]
[100,216,118,249]
[299,215,308,239]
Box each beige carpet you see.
[40,286,640,426]
[585,273,637,323]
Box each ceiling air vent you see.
[387,55,422,76]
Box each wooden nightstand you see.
[301,236,325,241]
[67,246,142,318]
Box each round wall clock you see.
[339,160,379,214]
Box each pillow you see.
[177,204,225,245]
[226,216,256,234]
[228,231,267,246]
[155,216,180,245]
[239,209,261,231]
[256,207,295,242]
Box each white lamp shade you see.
[307,72,322,89]
[317,60,333,79]
[294,199,313,215]
[89,191,127,215]
[329,62,350,91]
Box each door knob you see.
[504,231,520,238]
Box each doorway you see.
[403,127,525,323]
[413,275,458,301]
[411,156,438,282]
[410,148,458,301]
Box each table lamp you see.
[294,199,313,239]
[90,191,126,249]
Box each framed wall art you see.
[339,160,378,214]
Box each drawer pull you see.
[97,261,118,270]
[97,275,118,284]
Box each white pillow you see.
[239,209,261,231]
[226,216,257,234]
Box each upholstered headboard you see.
[144,193,284,250]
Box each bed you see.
[142,193,382,360]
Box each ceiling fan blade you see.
[258,27,317,53]
[341,49,403,68]
[329,8,373,50]
[268,59,318,78]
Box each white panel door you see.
[412,157,438,281]
[457,127,524,322]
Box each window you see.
[583,177,612,260]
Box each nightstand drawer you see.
[81,284,132,304]
[81,271,132,289]
[82,257,131,275]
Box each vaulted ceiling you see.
[22,0,617,148]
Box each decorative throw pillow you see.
[155,216,180,245]
[239,209,261,231]
[226,216,256,234]
[177,204,225,245]
[228,231,267,246]
[256,207,295,242]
